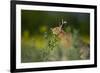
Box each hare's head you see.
[51,26,62,35]
[51,19,67,35]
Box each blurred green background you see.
[21,10,90,63]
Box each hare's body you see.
[51,26,72,60]
[51,26,72,49]
[58,30,72,48]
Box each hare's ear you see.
[59,24,63,29]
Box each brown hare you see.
[51,19,72,49]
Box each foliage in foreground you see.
[21,28,90,63]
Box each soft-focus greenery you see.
[21,10,90,63]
